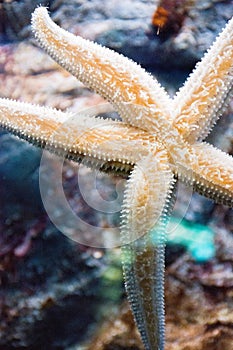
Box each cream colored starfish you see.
[0,7,232,350]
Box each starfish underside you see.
[0,8,232,350]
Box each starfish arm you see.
[0,98,153,175]
[31,7,172,132]
[172,17,233,143]
[177,142,233,207]
[121,147,175,350]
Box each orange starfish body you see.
[0,8,232,350]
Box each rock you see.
[0,0,53,42]
[0,132,43,215]
[1,0,233,73]
[86,249,233,350]
[50,0,233,71]
[86,301,143,350]
[0,227,106,349]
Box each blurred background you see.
[0,1,232,349]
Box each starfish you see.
[0,7,233,350]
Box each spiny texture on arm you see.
[31,7,172,133]
[172,16,233,143]
[190,142,233,206]
[171,141,233,207]
[121,147,175,350]
[0,98,153,174]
